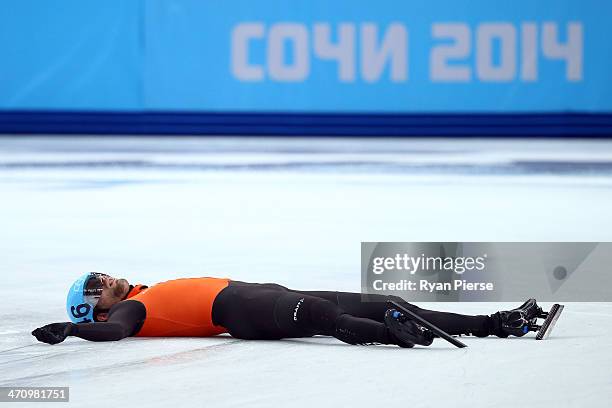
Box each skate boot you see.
[493,298,545,338]
[384,309,434,348]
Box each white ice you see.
[0,137,611,407]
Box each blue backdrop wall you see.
[1,0,611,136]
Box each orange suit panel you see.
[131,277,229,337]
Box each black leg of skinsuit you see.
[211,282,494,346]
[212,282,393,345]
[296,291,493,336]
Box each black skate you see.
[495,299,564,339]
[384,309,434,348]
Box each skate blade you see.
[536,304,564,340]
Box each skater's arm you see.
[32,301,146,344]
[72,300,146,341]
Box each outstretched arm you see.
[32,300,146,344]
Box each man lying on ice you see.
[32,273,544,348]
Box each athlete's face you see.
[95,275,130,311]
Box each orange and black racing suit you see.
[69,278,493,344]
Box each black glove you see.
[32,322,74,345]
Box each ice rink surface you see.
[0,137,611,407]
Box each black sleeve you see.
[70,300,146,342]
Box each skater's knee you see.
[274,294,343,335]
[308,297,344,334]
